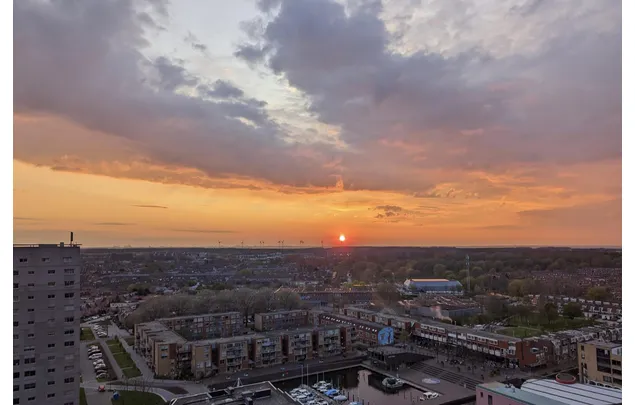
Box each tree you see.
[375,283,400,306]
[586,286,610,301]
[484,296,508,318]
[542,302,559,325]
[511,304,532,324]
[274,289,302,310]
[562,302,583,319]
[433,264,447,278]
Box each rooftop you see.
[192,334,266,346]
[521,379,621,405]
[158,311,241,322]
[582,340,622,350]
[479,382,568,405]
[321,313,389,331]
[14,243,80,248]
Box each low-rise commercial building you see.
[578,340,622,389]
[476,380,621,405]
[403,278,462,294]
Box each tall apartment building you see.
[313,325,351,357]
[578,340,622,389]
[254,310,309,331]
[13,244,81,405]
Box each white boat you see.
[419,392,439,400]
[382,377,404,390]
[312,381,328,389]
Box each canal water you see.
[274,367,429,405]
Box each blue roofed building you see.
[403,278,462,294]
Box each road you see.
[81,382,176,403]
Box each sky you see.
[13,0,622,247]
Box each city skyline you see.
[14,0,622,247]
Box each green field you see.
[81,328,96,341]
[80,388,88,405]
[498,326,542,338]
[108,342,143,379]
[111,391,164,405]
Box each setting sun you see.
[339,234,346,242]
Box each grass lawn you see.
[111,391,165,405]
[122,367,143,378]
[113,352,137,369]
[80,388,88,405]
[498,326,542,338]
[81,328,96,341]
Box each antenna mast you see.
[466,254,470,294]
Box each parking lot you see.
[80,324,117,384]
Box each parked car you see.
[89,354,103,360]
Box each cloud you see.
[202,80,245,99]
[94,222,135,226]
[236,0,621,179]
[132,204,168,209]
[171,229,236,234]
[13,0,341,192]
[184,31,207,53]
[13,0,621,210]
[375,205,403,212]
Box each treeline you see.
[331,249,620,295]
[123,287,304,329]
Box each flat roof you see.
[321,313,389,331]
[582,340,622,349]
[409,278,451,282]
[158,311,241,321]
[479,382,568,405]
[521,379,622,405]
[193,334,266,346]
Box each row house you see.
[134,321,189,378]
[318,313,394,346]
[313,325,352,357]
[252,335,284,368]
[341,307,414,341]
[530,295,622,322]
[158,312,243,340]
[283,329,313,362]
[254,310,309,331]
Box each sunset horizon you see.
[13,0,621,248]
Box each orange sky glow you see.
[13,0,621,248]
